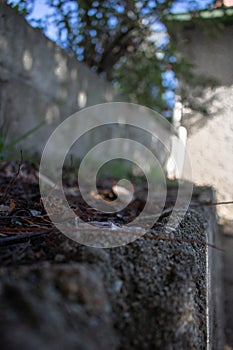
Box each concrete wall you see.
[168,16,233,219]
[0,1,173,176]
[173,23,233,86]
[0,1,172,172]
[0,1,121,156]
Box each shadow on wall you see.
[167,10,233,134]
[181,86,227,135]
[0,2,121,156]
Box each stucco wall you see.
[0,1,121,157]
[168,17,233,219]
[174,23,233,86]
[186,86,233,219]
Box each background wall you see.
[0,1,122,157]
[0,1,173,176]
[168,14,233,219]
[0,1,171,171]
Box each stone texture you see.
[0,200,222,349]
[0,264,117,350]
[222,225,233,347]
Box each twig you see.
[0,230,55,247]
[22,224,222,251]
[0,150,23,204]
[191,201,233,207]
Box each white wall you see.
[168,16,233,219]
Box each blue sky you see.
[8,0,215,42]
[171,0,213,12]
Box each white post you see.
[166,100,187,179]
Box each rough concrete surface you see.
[222,224,233,348]
[0,203,222,350]
[167,16,233,221]
[186,85,233,221]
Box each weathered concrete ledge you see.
[0,188,223,349]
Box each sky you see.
[7,0,215,42]
[171,0,213,12]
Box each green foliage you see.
[113,42,169,111]
[97,159,133,181]
[0,121,11,157]
[0,121,45,159]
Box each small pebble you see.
[54,254,66,262]
[112,279,123,293]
